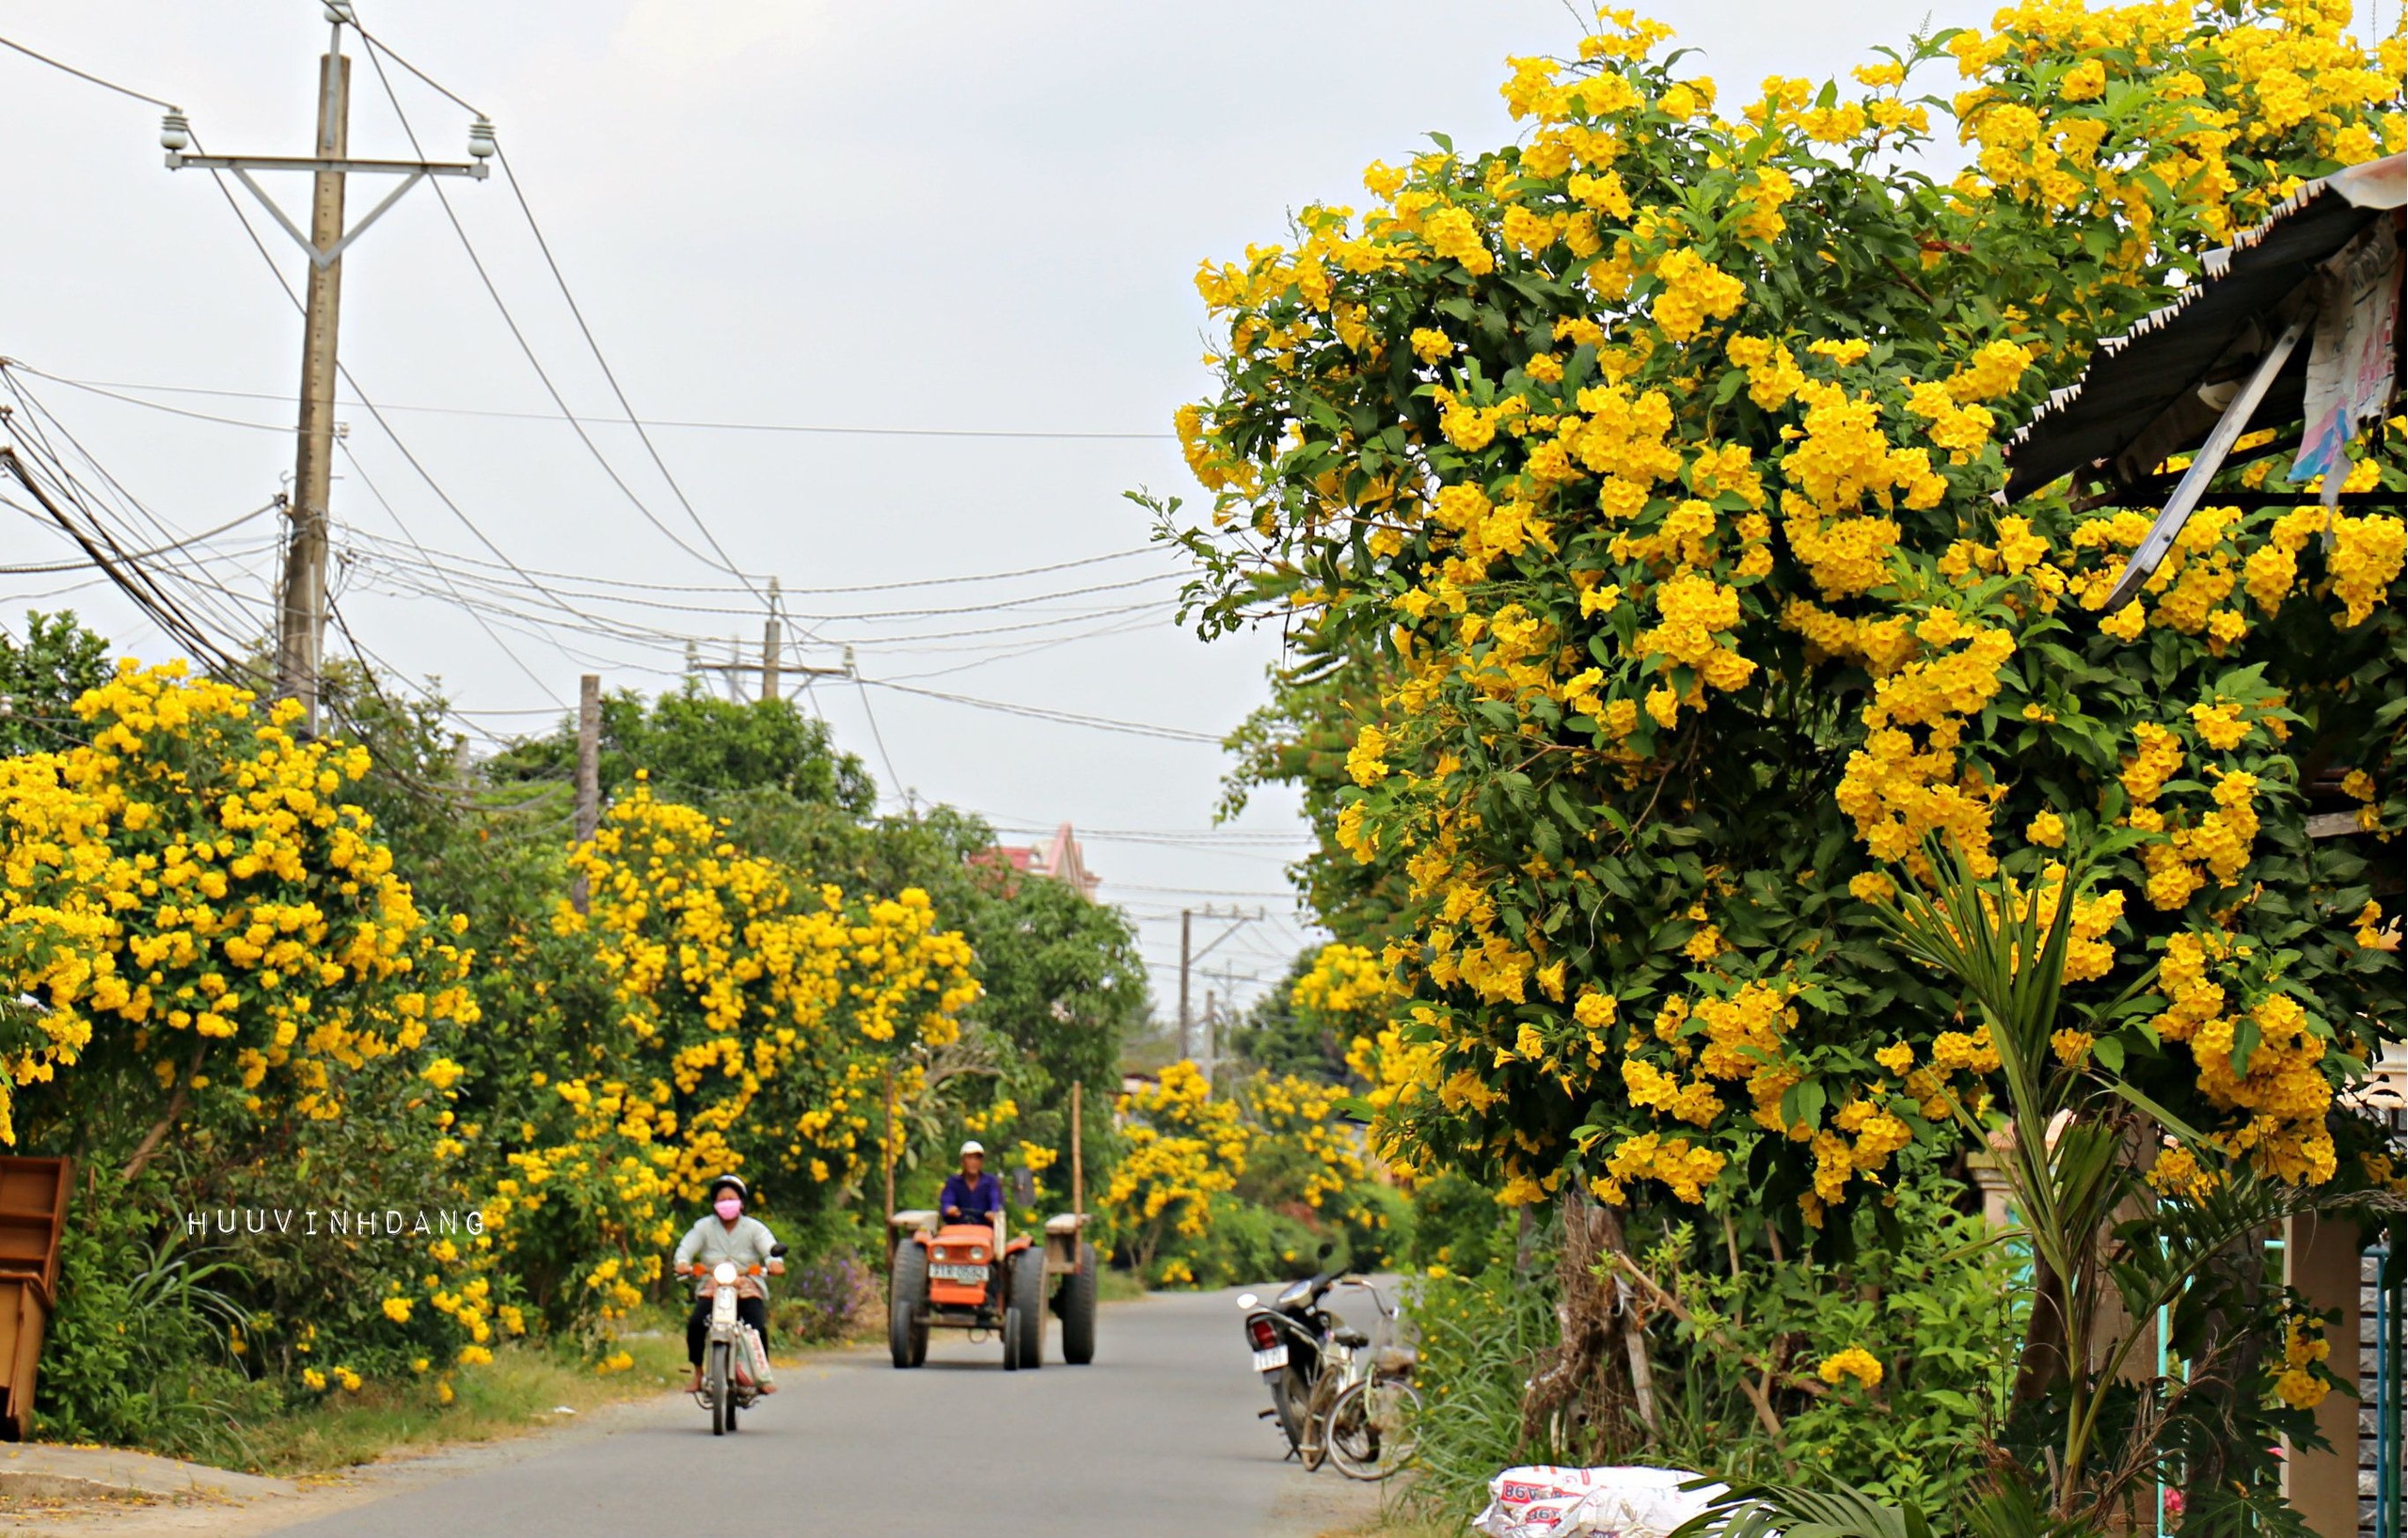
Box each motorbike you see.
[1237,1269,1421,1477]
[687,1241,786,1435]
[1236,1265,1343,1458]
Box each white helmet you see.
[959,1140,985,1157]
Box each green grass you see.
[1098,1268,1149,1303]
[212,1334,692,1477]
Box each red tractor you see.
[881,1086,1101,1371]
[886,1203,1096,1371]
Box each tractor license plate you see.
[1252,1344,1289,1372]
[931,1263,986,1284]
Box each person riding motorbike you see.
[675,1175,784,1394]
[938,1140,1004,1229]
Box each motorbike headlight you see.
[712,1261,738,1285]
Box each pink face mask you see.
[714,1197,742,1221]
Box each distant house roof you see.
[973,821,1101,901]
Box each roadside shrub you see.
[1645,1162,2023,1510]
[773,1250,876,1344]
[1407,1169,1515,1276]
[1332,1180,1413,1272]
[1402,1258,1565,1517]
[38,1177,278,1466]
[1178,1195,1321,1287]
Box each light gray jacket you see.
[673,1214,781,1295]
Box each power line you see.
[0,30,177,109]
[339,531,1180,625]
[340,527,1163,597]
[858,676,1225,745]
[176,120,658,686]
[341,14,480,115]
[852,669,910,811]
[0,375,271,670]
[355,38,773,598]
[330,441,570,706]
[0,484,281,573]
[5,368,294,434]
[50,372,1177,443]
[1101,881,1299,898]
[491,135,765,592]
[880,613,1166,681]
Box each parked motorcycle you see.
[1236,1266,1342,1457]
[1237,1269,1420,1478]
[688,1241,786,1435]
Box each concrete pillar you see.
[2284,1213,2364,1537]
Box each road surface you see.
[252,1286,1381,1538]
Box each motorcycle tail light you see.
[1247,1318,1278,1351]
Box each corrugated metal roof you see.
[2001,153,2405,502]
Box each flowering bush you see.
[1103,1058,1403,1285]
[1163,0,2401,1242]
[1103,1062,1249,1280]
[0,661,480,1150]
[450,783,979,1334]
[1161,1,2401,1526]
[0,662,500,1404]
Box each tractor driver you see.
[939,1140,1004,1230]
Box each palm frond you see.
[1676,1480,1934,1538]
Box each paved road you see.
[261,1287,1374,1538]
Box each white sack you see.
[1472,1464,1728,1538]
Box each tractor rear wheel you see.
[1010,1247,1045,1370]
[888,1244,928,1369]
[1059,1242,1098,1365]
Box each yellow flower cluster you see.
[2274,1311,2332,1410]
[556,785,978,1200]
[1817,1345,1884,1389]
[1106,1062,1249,1276]
[0,662,477,1142]
[2149,932,2339,1182]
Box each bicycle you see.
[1295,1278,1423,1481]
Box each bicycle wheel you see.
[1325,1378,1422,1480]
[1299,1378,1337,1471]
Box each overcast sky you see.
[0,0,1991,1022]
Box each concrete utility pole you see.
[1177,905,1268,1066]
[571,673,600,913]
[690,593,847,703]
[760,577,783,703]
[1178,910,1193,1060]
[164,1,490,731]
[1203,990,1217,1086]
[283,38,347,732]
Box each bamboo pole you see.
[882,1063,896,1268]
[1070,1080,1084,1229]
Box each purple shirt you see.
[940,1171,1003,1226]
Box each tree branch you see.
[122,1039,206,1182]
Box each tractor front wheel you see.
[888,1245,928,1369]
[1059,1242,1098,1365]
